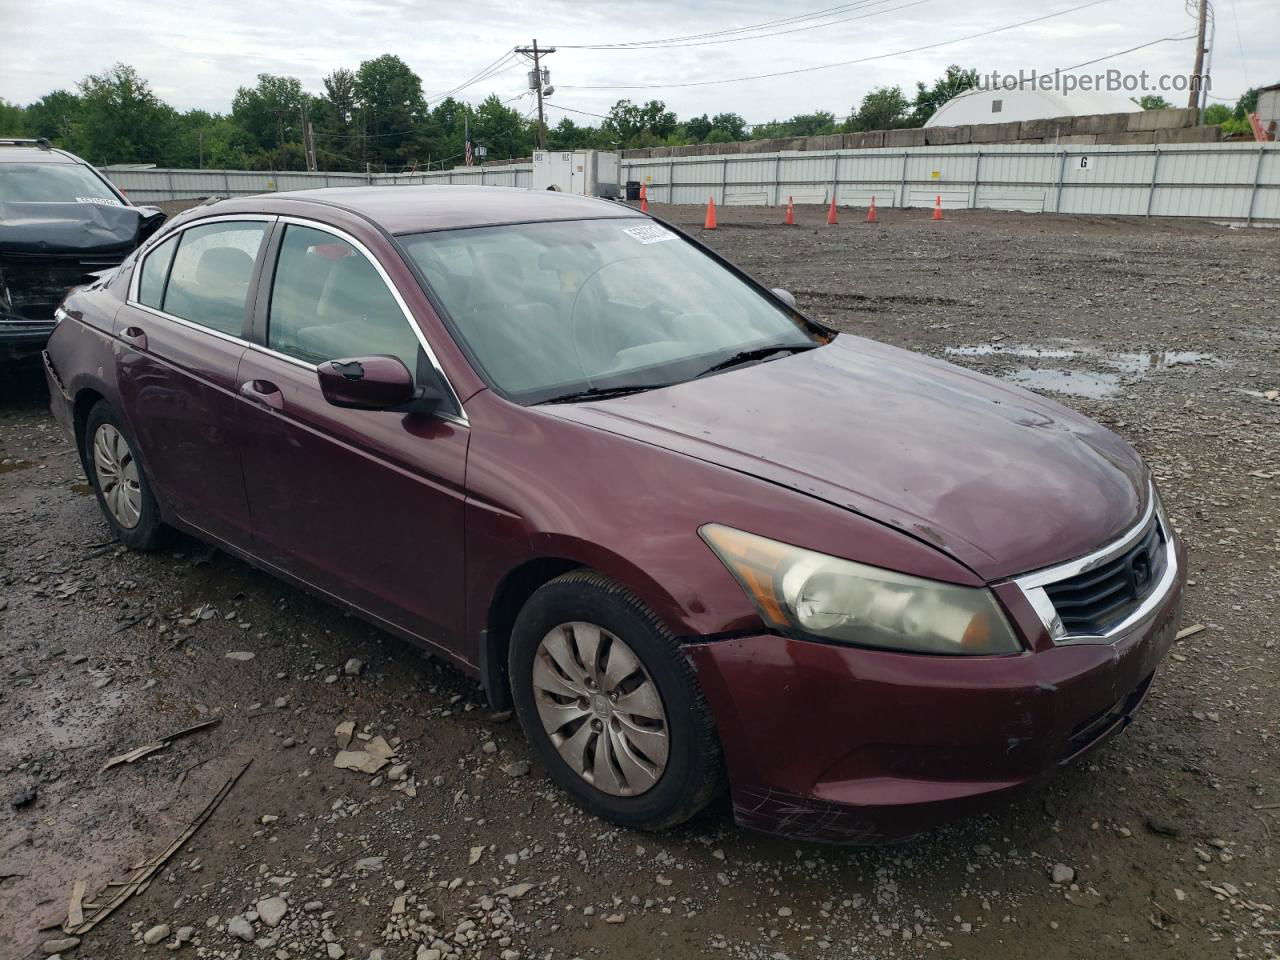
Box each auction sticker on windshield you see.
[623,223,677,244]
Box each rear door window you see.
[137,235,178,309]
[162,221,267,337]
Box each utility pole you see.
[300,102,318,172]
[516,39,556,150]
[1188,0,1208,111]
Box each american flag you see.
[465,139,473,166]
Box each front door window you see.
[267,223,423,375]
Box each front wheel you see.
[84,402,169,550]
[509,571,724,831]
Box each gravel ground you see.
[2,204,1278,960]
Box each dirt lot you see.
[2,204,1278,960]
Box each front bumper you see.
[1,318,58,363]
[686,536,1186,844]
[43,348,76,443]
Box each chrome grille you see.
[1042,516,1167,637]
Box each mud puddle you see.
[945,340,1224,397]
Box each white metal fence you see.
[105,142,1279,223]
[621,143,1280,224]
[105,164,532,202]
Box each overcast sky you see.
[1,0,1275,123]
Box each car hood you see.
[545,336,1148,581]
[0,201,165,322]
[0,200,165,257]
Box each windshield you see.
[0,161,121,204]
[399,218,819,404]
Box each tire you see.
[509,571,725,831]
[83,401,169,551]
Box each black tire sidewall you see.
[509,574,721,830]
[83,402,166,550]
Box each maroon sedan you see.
[43,186,1185,843]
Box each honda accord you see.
[43,186,1185,842]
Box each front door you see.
[235,220,469,648]
[114,217,271,549]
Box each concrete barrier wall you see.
[621,108,1213,160]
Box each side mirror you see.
[317,356,440,414]
[771,287,796,308]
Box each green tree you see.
[0,100,25,136]
[1234,88,1259,120]
[322,69,358,127]
[547,116,606,150]
[414,96,469,168]
[908,64,979,126]
[231,74,308,169]
[354,54,427,169]
[168,110,260,168]
[76,64,179,164]
[709,112,746,141]
[1203,103,1231,125]
[22,90,82,148]
[602,99,677,147]
[1134,95,1173,110]
[472,94,533,161]
[848,86,909,131]
[749,111,837,139]
[784,111,837,136]
[684,114,712,142]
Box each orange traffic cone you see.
[932,195,944,221]
[704,195,718,230]
[784,196,795,225]
[639,183,649,213]
[866,195,878,223]
[826,195,838,225]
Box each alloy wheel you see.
[531,621,670,797]
[92,423,142,529]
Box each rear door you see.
[235,218,469,647]
[115,216,272,549]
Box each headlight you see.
[699,524,1022,656]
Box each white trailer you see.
[531,150,620,198]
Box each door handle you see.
[120,326,148,351]
[239,379,284,411]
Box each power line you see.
[560,0,1114,90]
[1227,0,1250,90]
[425,49,518,102]
[555,0,908,49]
[545,102,611,121]
[557,0,933,50]
[547,25,1193,133]
[426,49,516,100]
[1057,31,1197,73]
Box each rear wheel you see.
[84,402,169,550]
[509,571,724,830]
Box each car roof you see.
[217,185,645,235]
[0,142,86,165]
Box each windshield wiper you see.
[695,343,817,378]
[537,384,661,405]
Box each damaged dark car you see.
[0,138,164,363]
